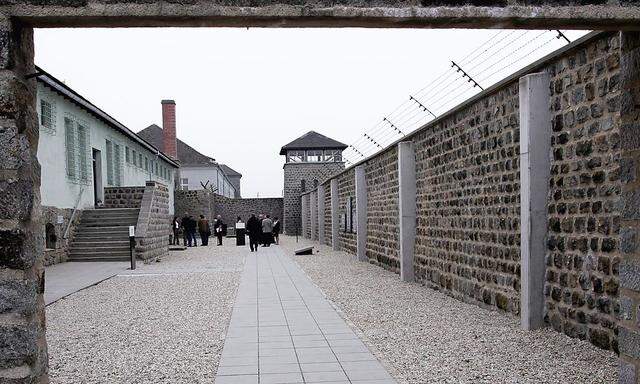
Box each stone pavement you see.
[215,245,397,384]
[44,261,129,305]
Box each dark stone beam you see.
[1,2,640,29]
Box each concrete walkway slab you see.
[216,246,397,384]
[45,261,129,305]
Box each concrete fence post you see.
[355,165,367,262]
[519,72,551,331]
[301,194,308,238]
[317,184,325,245]
[330,178,339,251]
[398,141,416,282]
[310,191,317,241]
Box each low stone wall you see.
[104,186,145,208]
[174,189,214,220]
[135,181,170,261]
[41,206,80,266]
[215,195,283,226]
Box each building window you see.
[155,162,159,176]
[105,139,122,186]
[138,153,143,168]
[64,115,90,183]
[313,179,318,189]
[45,223,57,250]
[306,150,323,162]
[324,149,342,162]
[64,118,76,179]
[287,150,305,163]
[301,179,306,193]
[181,178,189,191]
[144,157,149,171]
[125,147,131,164]
[40,99,56,133]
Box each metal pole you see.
[129,225,136,270]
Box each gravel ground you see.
[280,236,618,384]
[46,244,245,384]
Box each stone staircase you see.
[68,208,139,262]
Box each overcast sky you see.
[35,28,588,198]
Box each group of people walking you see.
[246,214,280,252]
[171,213,280,252]
[172,214,225,247]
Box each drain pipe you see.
[63,187,85,240]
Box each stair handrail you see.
[63,187,85,240]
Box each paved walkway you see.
[45,261,129,305]
[216,245,397,384]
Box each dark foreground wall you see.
[301,32,635,365]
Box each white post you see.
[318,184,325,245]
[331,178,339,251]
[398,141,416,282]
[310,191,317,241]
[519,72,551,331]
[355,165,367,262]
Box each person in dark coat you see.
[247,213,261,252]
[181,214,191,246]
[197,215,210,246]
[213,215,224,246]
[187,215,198,247]
[272,217,281,245]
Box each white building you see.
[36,67,179,211]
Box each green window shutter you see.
[106,139,113,185]
[77,124,88,182]
[114,143,122,186]
[64,117,76,179]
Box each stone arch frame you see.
[1,3,640,383]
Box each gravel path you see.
[46,244,245,384]
[280,236,618,384]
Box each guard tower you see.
[280,131,347,235]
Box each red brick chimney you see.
[161,99,177,159]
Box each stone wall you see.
[323,181,332,247]
[337,167,357,255]
[545,33,622,352]
[283,162,344,235]
[365,146,399,271]
[297,32,639,360]
[41,206,79,266]
[414,81,522,314]
[215,194,283,226]
[135,181,170,261]
[174,189,214,220]
[619,31,640,384]
[104,186,145,208]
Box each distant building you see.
[36,66,179,264]
[280,131,347,235]
[137,109,241,198]
[36,67,179,210]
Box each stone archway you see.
[1,2,640,383]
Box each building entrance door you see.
[92,148,103,207]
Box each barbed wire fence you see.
[341,29,575,166]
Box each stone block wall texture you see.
[135,181,170,261]
[41,206,79,266]
[544,33,623,352]
[283,162,344,235]
[337,167,357,255]
[365,146,399,271]
[104,186,146,208]
[0,18,49,383]
[413,80,522,315]
[303,194,312,239]
[215,194,283,226]
[619,31,640,384]
[174,189,214,220]
[323,180,332,247]
[296,32,638,358]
